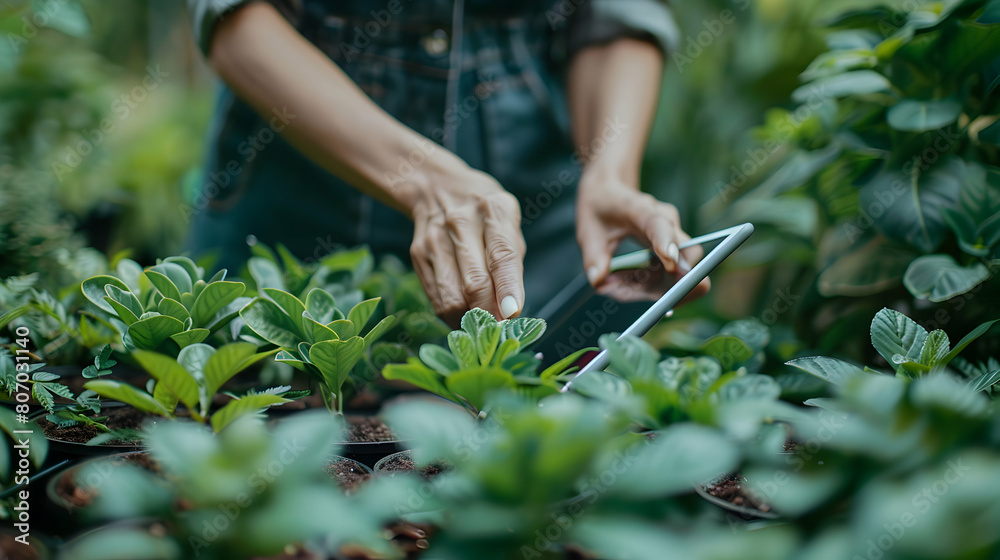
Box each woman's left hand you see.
[575,171,710,301]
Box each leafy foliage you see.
[382,308,591,415]
[81,256,247,354]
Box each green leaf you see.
[363,315,396,346]
[210,394,288,432]
[444,367,515,411]
[305,288,338,324]
[163,256,203,284]
[918,330,951,368]
[104,297,140,326]
[127,315,186,350]
[540,348,595,379]
[785,356,866,385]
[609,424,740,498]
[382,360,460,402]
[263,288,306,323]
[870,308,928,366]
[501,317,546,348]
[887,99,961,132]
[84,380,171,416]
[82,276,130,313]
[327,319,356,339]
[133,350,200,411]
[248,257,285,291]
[302,315,339,343]
[418,344,460,375]
[157,298,190,322]
[903,255,991,302]
[204,343,273,399]
[979,0,1000,23]
[310,337,366,395]
[190,281,246,327]
[791,70,892,103]
[275,350,309,372]
[968,368,1000,392]
[169,329,210,349]
[60,527,182,560]
[472,316,501,365]
[148,262,193,295]
[152,380,178,412]
[700,336,754,370]
[240,298,303,348]
[105,285,144,319]
[447,330,479,368]
[348,298,380,333]
[491,338,521,367]
[859,159,963,253]
[941,319,1000,366]
[144,270,181,301]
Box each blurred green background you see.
[3,0,998,365]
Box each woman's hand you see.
[408,167,526,327]
[576,171,710,301]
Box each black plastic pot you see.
[373,449,412,474]
[694,475,781,521]
[44,451,148,537]
[38,402,146,464]
[340,440,406,469]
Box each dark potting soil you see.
[705,473,772,514]
[380,454,445,479]
[347,416,397,443]
[326,459,371,492]
[57,453,161,508]
[37,405,147,444]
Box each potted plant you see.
[381,308,591,416]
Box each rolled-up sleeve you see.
[567,0,681,58]
[187,0,255,56]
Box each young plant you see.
[83,342,289,433]
[82,256,248,354]
[788,308,1000,393]
[571,334,789,437]
[67,412,412,560]
[239,287,395,414]
[381,308,591,415]
[0,346,73,414]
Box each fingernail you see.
[678,255,692,272]
[667,243,680,263]
[501,296,519,319]
[587,266,600,285]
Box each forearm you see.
[567,38,664,186]
[208,2,469,217]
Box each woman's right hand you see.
[406,167,526,327]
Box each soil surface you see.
[705,473,772,514]
[346,416,397,443]
[326,458,371,492]
[38,405,148,444]
[56,452,160,508]
[379,453,446,479]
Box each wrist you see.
[578,157,641,193]
[382,142,472,217]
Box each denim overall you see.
[187,0,585,315]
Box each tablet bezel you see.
[560,222,755,392]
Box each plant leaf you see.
[309,337,366,396]
[444,367,515,412]
[210,394,288,433]
[919,329,951,368]
[305,288,338,325]
[903,255,991,302]
[144,269,182,301]
[382,360,461,402]
[363,315,396,346]
[941,319,1000,366]
[133,350,200,411]
[82,276,130,313]
[263,288,306,323]
[887,99,962,132]
[240,298,303,348]
[418,344,460,375]
[348,298,380,334]
[169,329,210,349]
[870,308,928,366]
[501,317,546,348]
[448,330,479,368]
[190,281,246,327]
[148,262,193,295]
[84,380,171,416]
[127,315,186,350]
[785,356,866,385]
[157,298,190,322]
